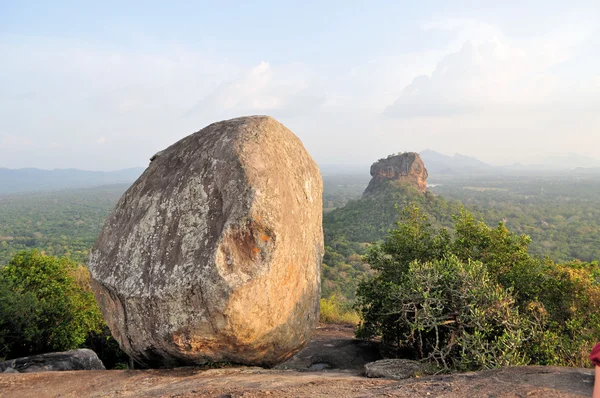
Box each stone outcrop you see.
[0,349,105,373]
[363,152,428,197]
[88,116,323,367]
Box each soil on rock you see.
[0,325,594,397]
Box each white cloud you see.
[0,37,241,168]
[0,14,598,169]
[385,19,598,119]
[184,61,326,119]
[205,61,278,111]
[421,18,502,50]
[0,135,35,150]
[0,36,330,169]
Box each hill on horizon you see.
[0,167,145,195]
[420,149,600,175]
[419,149,495,175]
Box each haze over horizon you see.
[1,1,599,171]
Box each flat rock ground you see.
[0,325,594,397]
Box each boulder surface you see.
[363,152,428,196]
[0,349,105,373]
[89,116,323,367]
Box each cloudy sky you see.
[1,1,599,170]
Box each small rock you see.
[308,362,331,371]
[2,367,19,373]
[0,349,105,373]
[364,358,424,380]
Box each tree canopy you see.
[0,250,105,359]
[356,205,600,370]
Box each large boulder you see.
[0,349,105,373]
[89,116,323,367]
[363,152,428,196]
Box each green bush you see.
[0,276,39,358]
[0,250,105,359]
[356,205,600,370]
[320,295,360,325]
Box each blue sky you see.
[1,1,599,170]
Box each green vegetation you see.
[0,185,127,265]
[0,173,599,370]
[0,250,129,368]
[356,205,600,369]
[322,184,463,301]
[322,174,369,210]
[322,173,600,304]
[0,250,104,358]
[432,174,600,263]
[319,295,360,325]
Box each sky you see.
[1,1,599,170]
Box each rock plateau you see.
[88,116,323,367]
[363,152,428,197]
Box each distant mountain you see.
[420,150,494,174]
[502,154,600,173]
[542,154,600,170]
[0,167,145,195]
[420,150,600,176]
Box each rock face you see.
[363,152,428,197]
[89,116,323,367]
[0,349,105,373]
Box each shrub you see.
[356,205,600,370]
[0,276,39,359]
[320,295,361,325]
[532,260,600,366]
[0,250,105,359]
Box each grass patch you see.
[320,296,360,325]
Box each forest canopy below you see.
[1,172,600,305]
[321,173,600,302]
[0,184,129,265]
[1,171,600,370]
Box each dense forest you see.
[321,172,600,303]
[1,170,600,369]
[2,173,600,303]
[0,185,128,265]
[322,185,463,300]
[433,174,600,263]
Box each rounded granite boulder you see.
[89,116,323,367]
